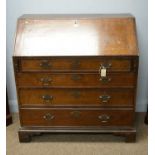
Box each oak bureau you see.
[13,14,139,142]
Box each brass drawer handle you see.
[42,95,53,103]
[100,77,111,82]
[71,75,81,81]
[98,114,110,123]
[40,77,52,86]
[70,111,81,118]
[100,63,112,69]
[99,95,111,103]
[43,113,55,121]
[40,60,51,69]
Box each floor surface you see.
[6,113,148,155]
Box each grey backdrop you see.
[6,0,148,112]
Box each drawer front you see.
[16,73,136,87]
[20,108,134,127]
[19,88,134,107]
[20,58,132,72]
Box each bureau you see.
[13,14,139,142]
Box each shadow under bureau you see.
[13,14,139,142]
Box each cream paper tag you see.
[101,68,106,77]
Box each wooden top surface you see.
[14,14,139,56]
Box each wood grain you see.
[20,57,132,72]
[19,88,134,107]
[13,14,139,142]
[13,14,139,56]
[20,108,134,127]
[16,72,136,88]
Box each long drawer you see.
[19,88,134,107]
[20,108,134,127]
[16,72,136,87]
[20,57,132,72]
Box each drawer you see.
[20,108,134,127]
[16,73,136,87]
[19,88,134,107]
[20,57,132,72]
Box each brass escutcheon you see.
[100,77,111,82]
[40,60,52,69]
[98,114,110,123]
[70,111,81,118]
[43,113,55,121]
[40,77,52,86]
[42,95,53,103]
[71,91,81,98]
[71,60,80,69]
[99,95,111,103]
[71,74,81,81]
[100,63,112,69]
